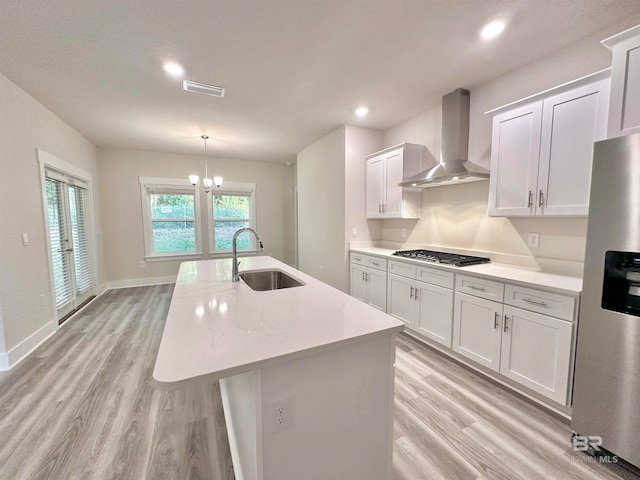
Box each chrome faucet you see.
[232,227,264,282]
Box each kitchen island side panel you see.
[259,334,396,480]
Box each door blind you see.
[69,185,93,293]
[46,177,74,307]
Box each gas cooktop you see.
[392,249,491,267]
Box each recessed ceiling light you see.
[481,21,505,40]
[163,62,184,77]
[355,107,369,117]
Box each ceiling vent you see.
[182,80,226,98]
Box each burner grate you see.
[392,249,490,267]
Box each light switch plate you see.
[22,233,29,246]
[528,233,540,248]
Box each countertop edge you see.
[152,325,404,391]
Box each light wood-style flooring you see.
[0,285,636,480]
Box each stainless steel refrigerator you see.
[572,133,640,468]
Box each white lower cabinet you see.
[453,278,575,406]
[349,253,387,311]
[453,293,503,372]
[349,250,578,408]
[500,305,573,405]
[387,260,454,348]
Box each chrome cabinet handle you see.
[361,271,365,282]
[365,272,369,281]
[354,256,362,262]
[371,261,380,266]
[523,298,548,308]
[503,315,509,333]
[528,190,533,208]
[539,190,545,207]
[409,286,414,299]
[494,312,499,329]
[414,288,419,301]
[468,285,487,292]
[381,204,385,213]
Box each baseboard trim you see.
[105,275,177,290]
[0,320,57,371]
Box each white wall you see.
[378,16,640,276]
[297,127,346,289]
[0,71,100,361]
[98,147,295,284]
[297,125,382,291]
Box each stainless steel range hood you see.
[398,88,489,188]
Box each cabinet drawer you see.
[417,266,454,289]
[366,257,387,271]
[350,253,367,265]
[504,284,575,321]
[388,260,417,279]
[455,274,504,302]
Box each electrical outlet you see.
[39,293,46,307]
[139,261,145,268]
[527,233,540,248]
[270,397,292,433]
[401,228,407,239]
[351,227,357,237]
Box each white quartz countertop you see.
[351,247,582,294]
[153,256,404,389]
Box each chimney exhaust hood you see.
[398,88,489,188]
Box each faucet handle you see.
[259,240,264,251]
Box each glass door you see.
[45,170,95,323]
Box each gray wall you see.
[98,147,296,285]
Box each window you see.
[208,182,256,254]
[140,177,202,259]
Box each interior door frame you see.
[38,149,98,326]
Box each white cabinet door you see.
[604,26,640,137]
[367,268,387,312]
[537,79,609,216]
[500,305,573,405]
[383,149,403,217]
[350,263,367,303]
[415,281,454,348]
[366,155,384,218]
[488,102,542,216]
[387,274,415,329]
[453,293,503,372]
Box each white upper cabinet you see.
[488,72,610,217]
[602,24,640,138]
[365,143,425,219]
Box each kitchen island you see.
[153,256,403,480]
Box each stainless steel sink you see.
[239,269,305,291]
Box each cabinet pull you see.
[414,289,419,301]
[539,190,545,207]
[362,271,365,282]
[365,272,369,282]
[503,315,509,333]
[523,298,548,308]
[381,204,385,213]
[354,256,362,262]
[378,204,382,213]
[528,190,533,208]
[371,261,380,266]
[409,286,414,299]
[468,285,487,292]
[494,312,499,329]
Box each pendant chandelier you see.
[189,135,223,192]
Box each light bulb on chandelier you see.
[189,135,223,192]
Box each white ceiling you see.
[2,1,640,163]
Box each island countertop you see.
[153,256,404,389]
